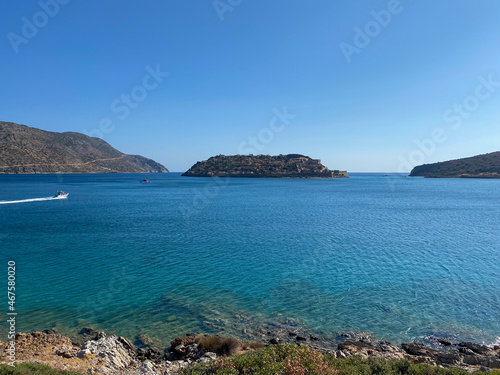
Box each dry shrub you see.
[308,349,339,375]
[284,356,306,375]
[196,335,240,356]
[240,340,266,351]
[282,345,339,375]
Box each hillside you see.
[182,154,348,178]
[0,121,168,174]
[410,152,500,178]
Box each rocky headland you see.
[410,152,500,178]
[0,121,169,174]
[1,327,499,374]
[182,154,348,178]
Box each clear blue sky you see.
[1,0,500,172]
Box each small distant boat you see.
[140,179,151,183]
[53,191,69,199]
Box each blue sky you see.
[1,0,500,172]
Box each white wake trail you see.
[0,196,67,205]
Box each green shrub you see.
[323,356,484,375]
[182,343,494,375]
[0,363,81,375]
[182,343,338,375]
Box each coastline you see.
[1,323,499,374]
[2,174,499,373]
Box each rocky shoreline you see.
[182,154,348,178]
[1,326,499,374]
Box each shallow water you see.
[0,173,499,346]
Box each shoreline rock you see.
[1,330,499,374]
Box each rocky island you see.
[0,121,168,174]
[182,154,348,178]
[410,152,500,178]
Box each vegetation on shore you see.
[182,154,348,178]
[181,343,499,375]
[0,363,81,375]
[2,341,500,375]
[409,151,500,178]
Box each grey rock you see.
[81,332,135,374]
[438,339,452,346]
[197,352,217,363]
[77,349,92,359]
[335,350,348,358]
[463,354,481,366]
[483,356,500,368]
[401,342,438,358]
[436,349,460,365]
[458,342,491,355]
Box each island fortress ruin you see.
[182,154,349,178]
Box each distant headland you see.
[0,121,168,174]
[182,154,348,178]
[410,151,500,178]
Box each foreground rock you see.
[333,338,500,372]
[1,331,499,374]
[0,332,98,373]
[401,341,500,370]
[182,154,348,178]
[0,332,227,374]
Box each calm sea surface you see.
[0,173,499,346]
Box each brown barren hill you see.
[0,121,168,174]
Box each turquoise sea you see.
[0,173,499,346]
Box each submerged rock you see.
[70,327,99,346]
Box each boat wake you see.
[0,196,68,205]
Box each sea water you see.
[0,173,499,346]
